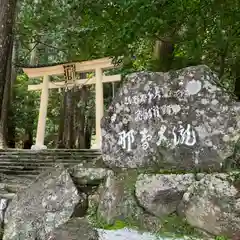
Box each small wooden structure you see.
[23,57,121,149]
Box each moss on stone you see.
[89,213,205,239]
[215,236,230,240]
[156,213,202,238]
[226,170,240,190]
[86,169,234,239]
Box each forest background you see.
[0,0,239,149]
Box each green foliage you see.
[11,0,240,147]
[215,236,229,240]
[226,170,240,189]
[17,0,240,81]
[157,214,201,238]
[93,219,130,230]
[73,0,240,82]
[90,213,203,239]
[222,138,240,171]
[91,214,229,239]
[12,74,39,144]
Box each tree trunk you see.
[29,43,38,65]
[0,0,17,148]
[63,90,75,148]
[7,38,19,148]
[7,106,15,148]
[85,117,93,149]
[0,0,17,106]
[77,86,89,149]
[57,91,66,148]
[0,37,14,148]
[70,87,77,148]
[153,39,175,72]
[234,57,240,101]
[7,1,20,148]
[219,42,228,79]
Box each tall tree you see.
[0,37,14,148]
[0,0,17,148]
[0,0,17,106]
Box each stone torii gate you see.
[23,57,121,150]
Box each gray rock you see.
[0,198,8,239]
[195,173,207,181]
[97,170,160,231]
[3,165,86,240]
[178,173,240,238]
[101,65,240,170]
[47,217,99,240]
[69,165,113,185]
[67,156,107,169]
[135,174,195,217]
[87,184,105,218]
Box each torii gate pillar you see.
[33,75,49,149]
[95,68,104,149]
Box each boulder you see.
[0,198,8,239]
[87,184,105,219]
[135,173,195,217]
[67,156,107,169]
[3,165,87,240]
[101,65,240,170]
[47,218,99,240]
[69,165,113,185]
[97,170,160,231]
[178,173,240,238]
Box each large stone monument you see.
[101,65,240,171]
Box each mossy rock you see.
[93,169,161,232]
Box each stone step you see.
[0,148,100,151]
[0,166,70,173]
[0,182,28,193]
[0,162,71,169]
[0,168,42,174]
[0,162,92,169]
[0,153,100,160]
[0,163,69,168]
[0,173,34,183]
[0,166,51,172]
[0,161,85,165]
[0,154,101,159]
[13,174,38,179]
[0,190,16,199]
[0,155,101,161]
[0,157,100,162]
[0,149,101,154]
[0,157,98,162]
[0,149,102,178]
